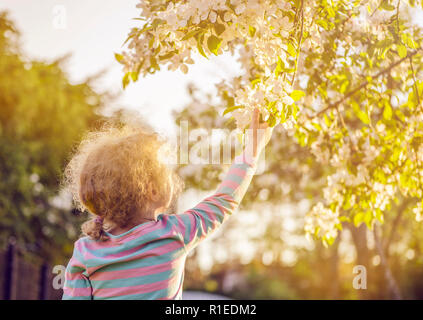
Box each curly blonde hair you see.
[64,122,183,241]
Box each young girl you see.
[63,109,272,300]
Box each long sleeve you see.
[172,151,259,251]
[62,243,92,300]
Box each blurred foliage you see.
[0,12,106,263]
[122,0,423,246]
[177,83,423,299]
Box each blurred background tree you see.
[175,83,423,300]
[0,11,107,264]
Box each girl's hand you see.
[251,108,274,157]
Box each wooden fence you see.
[0,240,63,300]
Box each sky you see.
[0,0,241,133]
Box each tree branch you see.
[409,55,422,110]
[384,199,411,254]
[291,0,304,87]
[374,224,402,300]
[311,49,422,118]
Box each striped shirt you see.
[63,152,258,300]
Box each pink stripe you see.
[86,240,184,274]
[75,240,86,256]
[68,256,85,270]
[101,243,149,260]
[65,271,84,282]
[194,203,219,230]
[208,195,236,213]
[219,179,239,190]
[92,257,183,281]
[228,167,247,178]
[195,203,218,222]
[83,230,177,262]
[83,242,151,261]
[160,276,184,300]
[63,287,91,297]
[94,276,179,297]
[65,256,87,281]
[188,214,197,242]
[176,215,187,237]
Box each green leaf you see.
[375,209,384,223]
[290,90,305,101]
[383,103,393,120]
[214,23,226,36]
[402,33,419,49]
[287,42,296,57]
[381,3,395,11]
[312,122,322,131]
[316,19,328,30]
[339,80,349,94]
[268,114,277,127]
[207,35,222,56]
[196,34,208,59]
[122,72,130,89]
[151,18,166,28]
[130,72,138,82]
[251,78,261,87]
[115,53,124,63]
[158,51,177,60]
[379,45,391,59]
[397,44,407,58]
[182,28,202,40]
[275,56,285,77]
[352,101,370,125]
[327,7,336,18]
[325,236,335,246]
[364,211,373,230]
[353,212,364,227]
[223,105,242,116]
[249,25,256,37]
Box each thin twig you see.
[370,0,385,17]
[396,0,400,35]
[291,0,304,87]
[335,106,347,131]
[409,55,422,111]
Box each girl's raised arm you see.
[170,109,273,251]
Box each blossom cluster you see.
[121,0,312,128]
[121,0,423,242]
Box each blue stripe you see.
[217,186,235,195]
[62,294,91,300]
[91,269,177,289]
[178,213,193,244]
[65,279,90,289]
[93,288,171,300]
[95,246,184,273]
[84,238,183,268]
